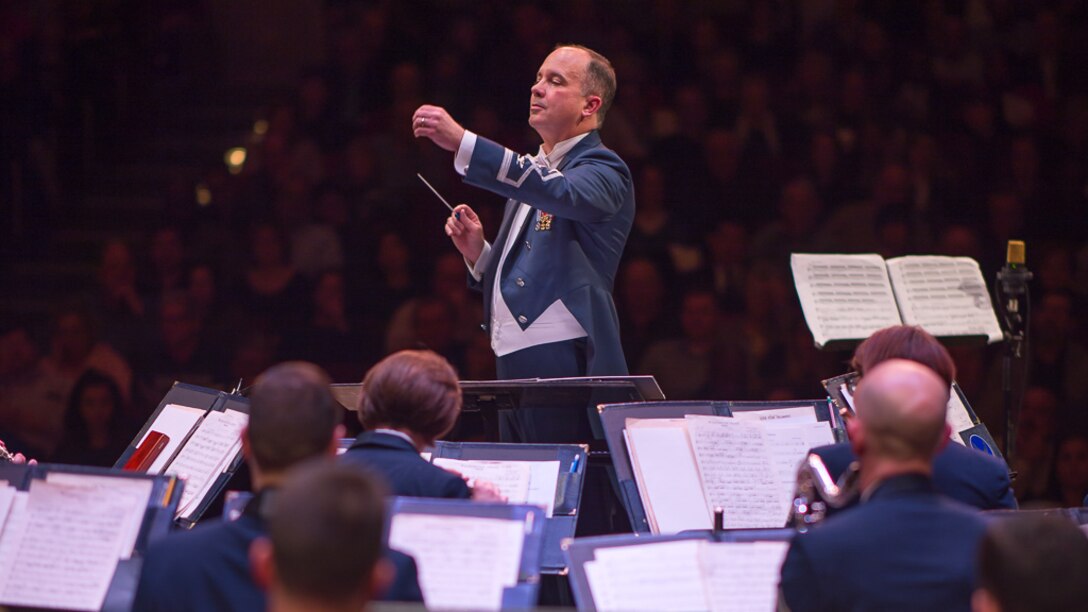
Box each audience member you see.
[0,326,69,457]
[52,369,133,467]
[640,289,724,400]
[779,359,990,610]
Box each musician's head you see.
[852,325,955,388]
[251,462,391,612]
[246,361,344,488]
[358,350,461,448]
[849,359,949,475]
[973,514,1088,612]
[529,45,615,147]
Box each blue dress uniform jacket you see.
[778,473,989,612]
[463,130,635,375]
[811,441,1015,511]
[339,431,471,499]
[132,491,422,611]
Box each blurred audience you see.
[3,2,1087,496]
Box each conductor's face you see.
[529,47,596,147]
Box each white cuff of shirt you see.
[454,130,477,176]
[467,242,492,281]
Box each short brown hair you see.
[248,362,340,473]
[358,350,461,444]
[851,325,956,387]
[558,44,616,127]
[268,462,386,604]
[977,514,1088,612]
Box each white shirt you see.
[455,131,590,357]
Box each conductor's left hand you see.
[412,105,466,152]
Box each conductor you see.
[412,44,635,379]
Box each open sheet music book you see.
[432,458,561,517]
[135,404,247,519]
[583,539,789,612]
[625,415,834,533]
[791,253,1003,348]
[0,473,154,611]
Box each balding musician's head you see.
[849,359,950,469]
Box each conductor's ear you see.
[583,95,602,118]
[249,536,275,592]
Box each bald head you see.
[854,359,949,463]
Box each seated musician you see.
[779,359,990,610]
[250,463,391,612]
[134,361,421,611]
[813,325,1014,511]
[340,349,502,500]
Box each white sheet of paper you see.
[590,539,709,611]
[525,461,561,517]
[700,541,790,612]
[433,458,532,505]
[763,422,836,523]
[0,481,134,611]
[166,408,248,517]
[730,406,818,425]
[582,560,613,610]
[0,485,16,534]
[886,256,1003,344]
[840,383,856,412]
[791,253,903,347]
[685,416,784,528]
[625,419,711,533]
[44,473,152,559]
[137,403,206,474]
[946,389,975,444]
[0,491,29,593]
[388,513,525,611]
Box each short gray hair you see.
[558,44,616,127]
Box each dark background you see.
[1,0,1086,507]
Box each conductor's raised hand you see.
[412,105,465,152]
[445,204,485,266]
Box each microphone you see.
[996,240,1033,336]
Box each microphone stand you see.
[995,245,1032,466]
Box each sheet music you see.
[0,491,28,593]
[166,408,248,517]
[0,485,16,533]
[525,461,561,517]
[886,256,1003,343]
[700,541,790,612]
[730,406,818,425]
[0,480,134,611]
[589,540,709,611]
[582,560,614,610]
[388,513,525,611]
[685,416,783,528]
[763,423,836,522]
[946,388,975,444]
[137,403,206,474]
[44,473,153,559]
[791,253,903,347]
[432,459,532,508]
[625,419,711,533]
